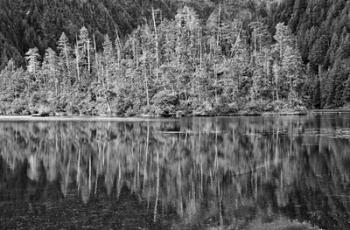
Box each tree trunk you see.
[75,37,80,81]
[64,45,70,85]
[87,40,91,76]
[93,35,100,83]
[275,73,279,101]
[152,7,159,82]
[144,67,150,107]
[115,31,122,68]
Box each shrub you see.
[214,102,239,114]
[267,100,285,112]
[244,100,269,113]
[151,90,179,116]
[193,100,214,116]
[10,98,29,115]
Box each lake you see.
[0,115,349,229]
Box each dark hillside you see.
[267,0,350,108]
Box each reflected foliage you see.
[0,115,350,229]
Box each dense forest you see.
[0,0,349,116]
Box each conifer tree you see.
[273,23,293,61]
[102,34,114,83]
[78,26,92,77]
[57,32,72,86]
[249,21,270,61]
[343,78,350,104]
[326,33,339,66]
[25,47,41,76]
[282,46,303,97]
[115,31,123,68]
[42,48,57,92]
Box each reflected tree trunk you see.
[154,150,160,222]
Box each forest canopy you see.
[0,0,349,116]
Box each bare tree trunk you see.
[217,3,221,47]
[276,75,279,101]
[55,79,58,96]
[176,29,182,98]
[64,44,70,83]
[214,64,218,104]
[198,28,203,102]
[280,42,283,62]
[264,51,268,86]
[144,68,150,107]
[93,35,100,83]
[115,30,122,68]
[87,40,91,76]
[75,36,80,81]
[88,154,92,192]
[132,35,138,68]
[152,7,159,82]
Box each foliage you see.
[1,0,350,115]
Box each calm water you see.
[0,115,350,230]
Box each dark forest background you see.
[0,0,349,116]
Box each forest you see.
[0,0,349,116]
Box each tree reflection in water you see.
[0,115,349,229]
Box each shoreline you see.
[0,116,168,122]
[0,110,349,121]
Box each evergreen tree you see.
[343,77,350,105]
[249,21,271,59]
[326,33,340,66]
[78,26,92,78]
[273,23,293,61]
[282,46,303,97]
[57,32,72,86]
[102,34,115,83]
[312,79,321,109]
[309,35,328,70]
[333,59,350,107]
[25,47,41,75]
[42,48,57,91]
[230,30,249,98]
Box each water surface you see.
[0,115,350,229]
